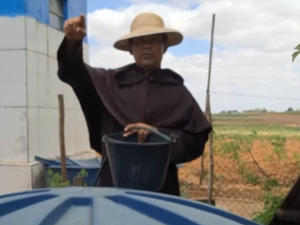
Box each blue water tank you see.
[0,187,261,225]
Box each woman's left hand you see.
[123,122,157,143]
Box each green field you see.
[212,112,300,136]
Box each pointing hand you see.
[64,14,86,41]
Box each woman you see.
[57,12,212,196]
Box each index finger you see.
[79,14,85,27]
[124,123,139,132]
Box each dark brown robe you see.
[56,37,212,196]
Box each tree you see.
[292,43,300,61]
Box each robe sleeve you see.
[56,37,92,90]
[56,37,105,153]
[157,127,211,164]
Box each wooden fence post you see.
[58,94,67,185]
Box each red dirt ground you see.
[178,113,300,218]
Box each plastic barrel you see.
[102,126,176,191]
[35,156,102,186]
[0,187,262,225]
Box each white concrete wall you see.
[25,16,91,162]
[0,16,92,195]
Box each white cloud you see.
[87,0,300,113]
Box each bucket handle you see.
[127,125,172,142]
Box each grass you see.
[47,169,89,187]
[213,123,300,137]
[180,181,190,198]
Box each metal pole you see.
[207,14,215,204]
[206,14,215,95]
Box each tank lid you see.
[0,187,260,225]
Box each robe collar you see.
[114,63,184,85]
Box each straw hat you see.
[113,12,183,51]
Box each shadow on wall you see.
[32,163,47,189]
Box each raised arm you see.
[57,14,92,90]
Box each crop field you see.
[178,112,300,219]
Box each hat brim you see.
[113,27,183,51]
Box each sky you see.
[85,0,300,113]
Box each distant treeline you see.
[219,107,300,114]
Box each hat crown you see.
[130,13,165,32]
[113,12,183,51]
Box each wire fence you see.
[179,109,300,220]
